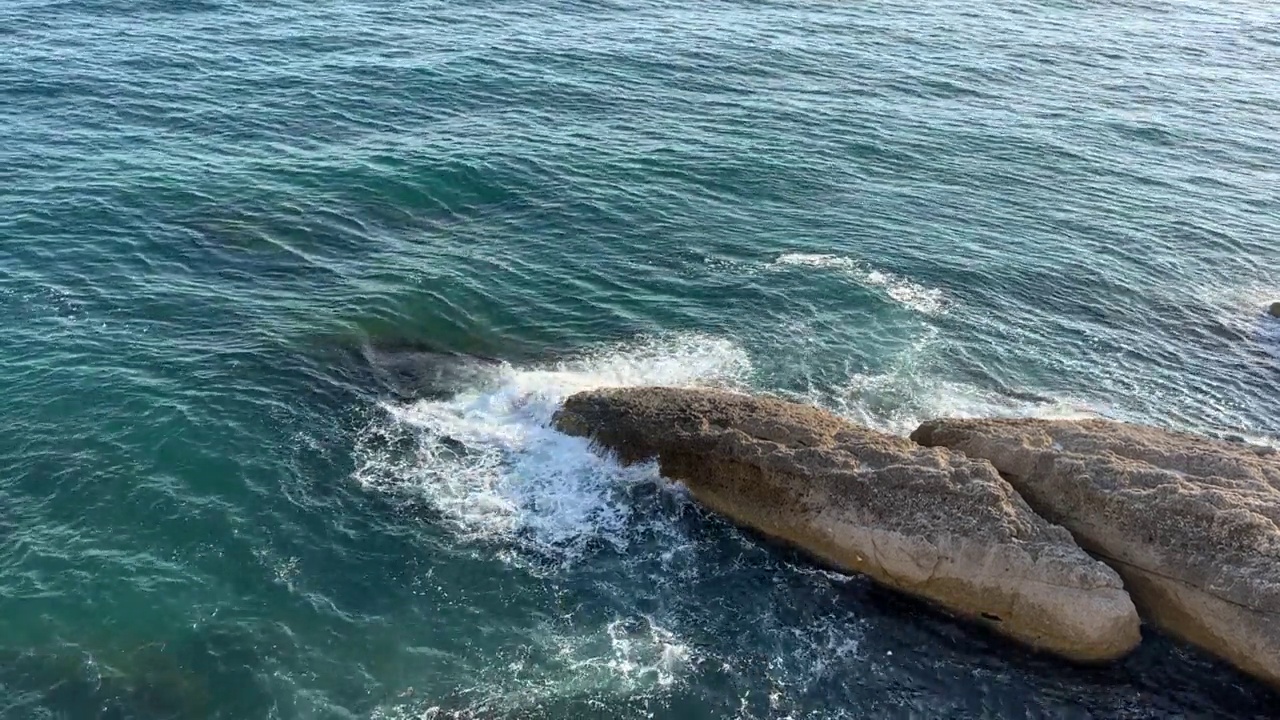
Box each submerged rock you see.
[553,387,1140,662]
[328,337,506,401]
[911,418,1280,690]
[0,624,279,720]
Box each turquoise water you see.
[2,0,1279,716]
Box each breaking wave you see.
[352,334,884,717]
[352,333,751,559]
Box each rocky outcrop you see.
[911,418,1280,689]
[554,387,1140,661]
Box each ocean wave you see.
[1209,284,1280,361]
[352,332,751,560]
[778,326,1098,436]
[767,253,948,316]
[826,371,1099,437]
[352,334,881,716]
[349,334,751,711]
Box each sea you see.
[2,0,1279,717]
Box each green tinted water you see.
[2,0,1278,717]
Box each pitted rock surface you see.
[912,417,1280,688]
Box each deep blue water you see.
[2,0,1279,717]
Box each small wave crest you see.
[826,371,1099,436]
[784,327,1098,436]
[767,253,948,315]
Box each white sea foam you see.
[352,333,752,559]
[367,612,693,719]
[824,371,1099,436]
[767,253,948,315]
[782,327,1098,436]
[545,615,692,690]
[1174,280,1280,363]
[768,252,860,271]
[1193,281,1277,327]
[351,335,754,711]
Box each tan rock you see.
[911,418,1280,689]
[554,387,1139,662]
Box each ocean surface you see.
[2,0,1279,717]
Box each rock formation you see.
[911,418,1280,689]
[554,387,1140,661]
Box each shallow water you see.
[2,0,1279,717]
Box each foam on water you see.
[781,326,1098,436]
[768,253,948,315]
[353,333,752,560]
[352,335,750,716]
[1193,281,1280,332]
[353,334,883,717]
[546,615,691,690]
[825,370,1100,436]
[365,612,697,720]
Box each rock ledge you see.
[912,417,1280,689]
[554,387,1140,662]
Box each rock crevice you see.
[912,417,1280,689]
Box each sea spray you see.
[353,334,879,718]
[353,333,751,559]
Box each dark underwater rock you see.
[323,335,506,401]
[0,625,283,720]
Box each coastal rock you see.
[1269,301,1280,318]
[553,387,1140,661]
[910,418,1280,689]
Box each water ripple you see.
[2,0,1279,716]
